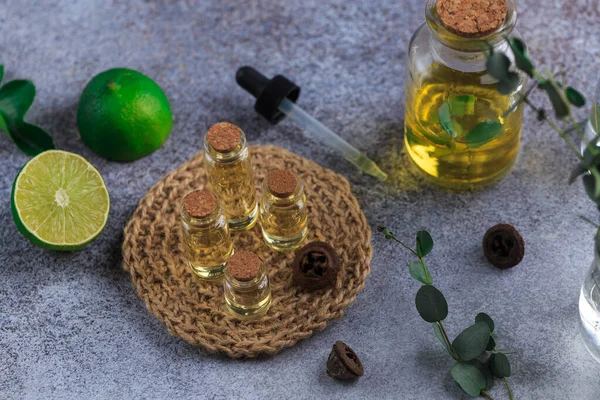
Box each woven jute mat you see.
[122,145,372,358]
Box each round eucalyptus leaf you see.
[485,52,511,80]
[472,360,494,391]
[452,322,491,361]
[565,87,585,107]
[409,260,429,284]
[486,336,496,351]
[465,120,503,148]
[450,362,486,397]
[416,230,434,257]
[475,312,495,332]
[539,80,569,119]
[489,353,511,378]
[507,37,534,77]
[583,174,600,203]
[415,285,448,323]
[497,72,520,95]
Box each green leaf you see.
[416,230,434,257]
[486,336,496,351]
[472,360,495,391]
[583,174,600,203]
[409,260,430,284]
[0,110,55,156]
[506,37,534,77]
[0,65,4,85]
[450,362,487,397]
[415,285,448,323]
[565,87,585,107]
[497,72,520,95]
[489,353,511,378]
[0,79,55,156]
[438,102,461,139]
[486,52,511,80]
[593,106,600,133]
[465,120,503,148]
[475,312,495,332]
[539,80,569,119]
[452,322,491,361]
[448,95,475,117]
[0,80,36,118]
[433,323,452,356]
[569,164,586,184]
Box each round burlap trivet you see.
[122,145,372,358]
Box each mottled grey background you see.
[1,0,599,399]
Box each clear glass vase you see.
[579,82,600,363]
[579,238,600,363]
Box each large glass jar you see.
[405,0,527,189]
[579,234,600,363]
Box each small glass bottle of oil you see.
[405,0,526,189]
[180,189,234,279]
[259,169,308,251]
[204,122,258,231]
[223,250,272,319]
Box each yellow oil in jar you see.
[183,223,233,279]
[405,63,524,189]
[206,158,258,230]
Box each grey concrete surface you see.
[1,0,600,399]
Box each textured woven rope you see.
[122,145,372,358]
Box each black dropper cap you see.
[236,66,301,124]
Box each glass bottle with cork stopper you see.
[204,122,258,231]
[405,0,526,189]
[223,250,272,319]
[259,169,308,252]
[180,189,233,280]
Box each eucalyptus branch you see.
[485,37,599,203]
[504,377,515,400]
[378,227,516,399]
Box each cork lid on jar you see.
[206,122,243,153]
[183,189,217,218]
[436,0,508,38]
[227,250,262,281]
[267,169,298,198]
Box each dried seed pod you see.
[326,341,364,380]
[483,224,524,269]
[292,241,339,291]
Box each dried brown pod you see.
[483,224,524,269]
[292,241,339,291]
[326,341,364,380]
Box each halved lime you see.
[11,150,110,250]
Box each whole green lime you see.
[77,68,173,161]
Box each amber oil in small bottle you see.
[204,122,258,231]
[180,189,233,280]
[223,250,272,319]
[259,169,308,252]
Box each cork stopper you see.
[227,250,262,281]
[183,189,217,218]
[267,169,298,198]
[206,122,242,153]
[436,0,508,38]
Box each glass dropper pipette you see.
[236,66,387,181]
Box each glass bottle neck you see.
[225,263,267,288]
[180,202,224,227]
[204,133,248,163]
[425,0,518,52]
[263,181,305,205]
